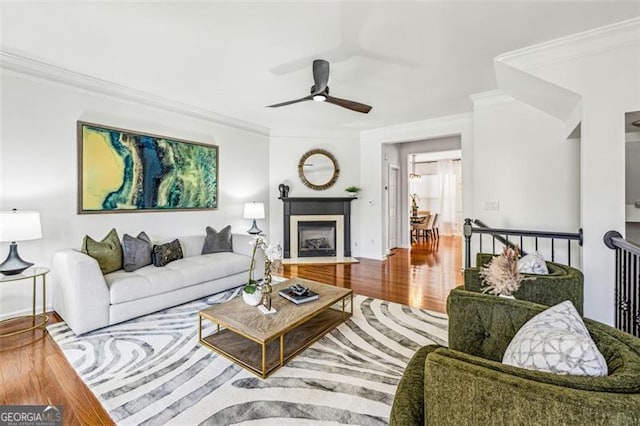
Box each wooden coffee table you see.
[198,278,353,378]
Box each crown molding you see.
[469,90,517,109]
[361,112,472,143]
[0,48,270,136]
[496,17,640,71]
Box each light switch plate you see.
[484,201,500,211]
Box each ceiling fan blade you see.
[266,95,312,108]
[325,95,372,114]
[312,59,329,95]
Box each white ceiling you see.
[2,1,638,133]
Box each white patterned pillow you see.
[518,252,548,274]
[503,301,607,376]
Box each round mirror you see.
[298,149,340,190]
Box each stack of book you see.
[278,284,319,304]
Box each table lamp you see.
[243,202,265,235]
[0,209,42,275]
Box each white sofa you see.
[52,233,263,335]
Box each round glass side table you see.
[0,267,50,337]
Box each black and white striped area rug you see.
[48,288,447,425]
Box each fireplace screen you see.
[298,221,337,257]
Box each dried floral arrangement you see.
[479,246,532,296]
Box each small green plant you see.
[345,186,361,193]
[244,280,258,294]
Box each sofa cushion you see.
[122,232,152,272]
[152,239,183,267]
[202,225,233,254]
[106,252,251,304]
[503,301,607,376]
[175,235,204,258]
[81,228,123,274]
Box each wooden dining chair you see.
[414,213,434,240]
[432,213,440,239]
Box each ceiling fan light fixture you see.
[267,59,371,113]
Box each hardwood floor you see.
[0,313,114,425]
[0,235,462,425]
[280,235,463,313]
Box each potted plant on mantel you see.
[345,186,361,197]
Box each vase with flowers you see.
[260,243,283,311]
[410,193,419,217]
[243,235,282,307]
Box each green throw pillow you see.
[201,225,233,254]
[152,239,183,267]
[81,228,123,274]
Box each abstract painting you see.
[78,121,218,213]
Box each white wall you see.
[268,131,361,254]
[0,70,270,319]
[495,19,640,323]
[471,92,580,231]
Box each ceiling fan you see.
[267,59,372,114]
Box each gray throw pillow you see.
[152,239,183,267]
[122,232,152,272]
[201,225,233,254]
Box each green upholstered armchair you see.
[464,252,584,314]
[390,288,640,426]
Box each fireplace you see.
[298,221,337,257]
[281,197,355,259]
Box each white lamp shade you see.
[0,211,42,242]
[243,202,265,219]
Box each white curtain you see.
[437,159,461,235]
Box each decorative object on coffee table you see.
[279,284,320,304]
[242,289,262,306]
[0,209,42,275]
[260,240,283,312]
[244,234,264,297]
[243,234,281,310]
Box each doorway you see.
[408,150,463,240]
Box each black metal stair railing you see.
[604,231,640,337]
[463,218,583,268]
